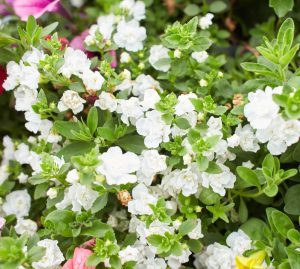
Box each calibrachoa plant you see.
[0,0,300,268]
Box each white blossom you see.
[235,124,260,152]
[81,70,105,91]
[113,20,146,52]
[57,90,86,114]
[149,45,170,72]
[188,219,204,239]
[117,97,144,125]
[201,163,236,196]
[120,0,146,21]
[132,74,161,97]
[56,183,98,212]
[15,218,37,236]
[244,86,282,129]
[97,146,140,185]
[94,91,118,112]
[199,13,214,29]
[175,93,197,116]
[140,89,161,110]
[32,239,64,269]
[119,245,141,264]
[3,190,31,218]
[97,14,116,40]
[66,169,80,184]
[191,51,209,63]
[226,229,252,255]
[136,110,171,148]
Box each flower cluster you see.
[0,1,299,269]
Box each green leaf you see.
[147,234,163,247]
[209,1,227,13]
[269,0,294,17]
[116,135,146,154]
[199,188,220,205]
[81,220,112,238]
[91,193,108,214]
[178,219,197,236]
[184,4,201,16]
[54,121,79,140]
[34,183,49,200]
[279,44,299,68]
[110,255,122,269]
[286,248,300,269]
[26,16,37,36]
[86,253,103,267]
[27,246,46,263]
[241,62,275,77]
[239,198,248,223]
[205,162,222,174]
[264,183,278,197]
[284,184,300,215]
[174,117,191,130]
[41,22,59,37]
[87,106,98,135]
[187,239,202,253]
[57,141,95,161]
[241,218,271,241]
[287,229,300,244]
[236,166,261,188]
[271,209,294,238]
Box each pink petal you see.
[70,30,89,51]
[62,259,74,269]
[73,248,95,269]
[12,0,60,20]
[109,50,117,68]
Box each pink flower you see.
[110,50,117,68]
[12,0,65,21]
[62,248,95,269]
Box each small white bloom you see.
[56,183,98,212]
[59,47,91,78]
[32,239,64,269]
[128,183,158,215]
[244,86,282,129]
[120,0,146,21]
[66,169,80,184]
[175,93,197,116]
[242,161,254,169]
[97,14,116,40]
[199,13,214,29]
[188,219,204,239]
[117,97,144,125]
[174,49,181,58]
[119,245,141,264]
[149,45,170,72]
[22,47,45,66]
[140,88,161,110]
[227,134,240,148]
[235,124,260,152]
[120,52,131,63]
[137,150,167,185]
[18,172,29,184]
[191,51,209,63]
[199,79,208,87]
[57,90,86,114]
[201,163,236,196]
[94,91,118,112]
[14,85,38,111]
[167,249,191,269]
[97,146,140,185]
[81,70,105,91]
[113,20,146,52]
[47,188,58,199]
[3,190,31,218]
[15,218,37,236]
[136,110,171,148]
[132,74,161,97]
[226,229,252,255]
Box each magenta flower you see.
[62,247,95,269]
[12,0,64,21]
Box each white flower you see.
[199,13,214,29]
[188,219,204,239]
[199,79,208,87]
[2,136,15,165]
[244,86,282,129]
[59,47,91,78]
[172,112,197,137]
[194,243,234,269]
[66,169,80,184]
[136,258,167,269]
[136,110,171,148]
[94,91,118,112]
[120,52,131,63]
[47,188,58,199]
[206,116,223,137]
[3,61,40,91]
[97,14,116,40]
[140,89,161,110]
[14,85,38,111]
[132,74,161,97]
[24,109,52,134]
[242,160,255,169]
[15,218,37,236]
[32,239,64,269]
[120,0,146,21]
[97,146,140,185]
[226,229,252,255]
[175,93,197,116]
[256,116,300,155]
[18,172,29,184]
[0,165,9,185]
[119,246,141,264]
[70,0,85,7]
[137,150,167,185]
[149,45,170,72]
[113,20,146,52]
[14,143,30,164]
[81,70,105,91]
[57,90,86,114]
[128,184,158,215]
[3,190,31,218]
[201,163,236,196]
[227,134,240,148]
[161,164,201,197]
[167,249,191,269]
[117,97,144,125]
[56,183,98,212]
[22,47,45,66]
[235,124,260,152]
[191,51,209,63]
